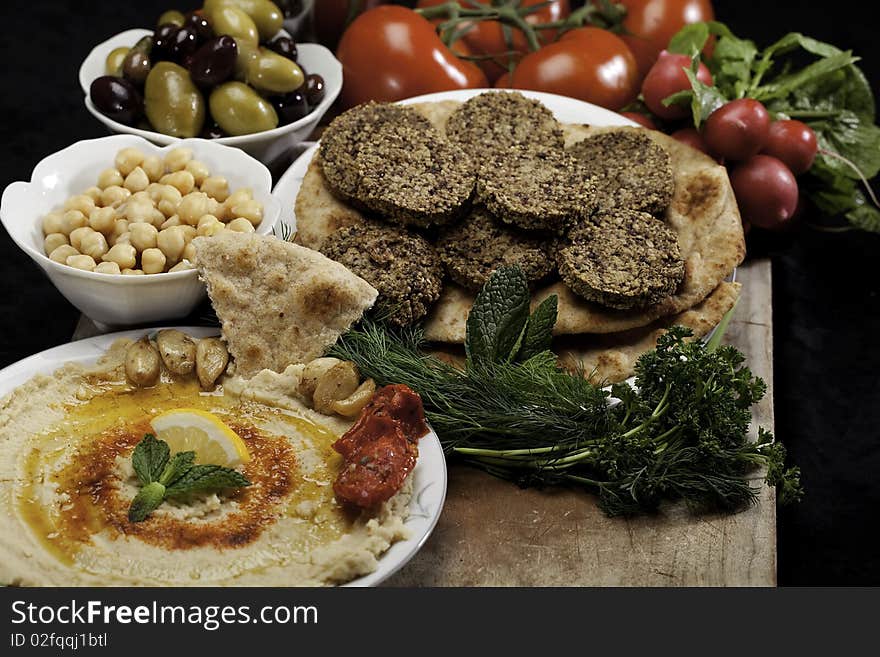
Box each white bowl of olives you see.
[0,135,281,326]
[78,2,341,167]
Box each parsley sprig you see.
[127,434,251,522]
[331,267,802,517]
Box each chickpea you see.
[69,226,95,251]
[60,210,88,236]
[110,219,130,242]
[164,147,193,172]
[150,207,167,228]
[146,182,164,202]
[161,214,182,229]
[180,225,197,243]
[200,176,229,203]
[206,197,225,221]
[168,261,194,273]
[141,248,167,274]
[102,243,137,270]
[226,217,256,233]
[124,166,150,193]
[88,207,116,234]
[66,254,97,271]
[228,199,263,226]
[181,241,196,262]
[112,232,132,246]
[80,231,109,260]
[83,186,103,203]
[115,147,144,177]
[64,194,96,216]
[223,188,252,211]
[160,171,195,196]
[124,200,155,224]
[178,191,211,226]
[44,233,69,255]
[97,167,124,189]
[100,185,131,208]
[130,222,158,251]
[185,160,210,186]
[49,245,80,264]
[42,211,65,235]
[129,190,152,205]
[157,226,187,263]
[141,155,164,182]
[94,261,122,275]
[197,218,225,237]
[122,268,145,275]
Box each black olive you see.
[185,13,214,43]
[155,23,178,43]
[267,35,297,62]
[272,89,309,125]
[201,122,227,140]
[304,74,325,107]
[168,26,199,62]
[188,36,238,89]
[90,76,142,126]
[275,0,303,19]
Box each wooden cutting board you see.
[72,259,775,586]
[385,258,775,587]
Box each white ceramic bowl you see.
[78,28,342,166]
[1,134,281,326]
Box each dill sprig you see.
[331,267,803,517]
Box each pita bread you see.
[427,281,741,384]
[193,233,378,377]
[293,98,745,341]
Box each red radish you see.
[641,51,712,120]
[620,111,658,130]
[762,119,818,175]
[730,155,799,229]
[702,99,771,161]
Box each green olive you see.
[206,0,284,42]
[144,62,206,138]
[246,48,303,94]
[233,37,260,81]
[209,81,278,136]
[157,9,186,27]
[105,47,130,76]
[122,36,153,85]
[205,5,259,47]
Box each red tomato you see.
[618,0,715,77]
[620,111,658,129]
[416,0,571,82]
[670,127,711,155]
[510,28,639,110]
[730,155,799,230]
[762,119,818,175]
[337,6,488,108]
[641,50,712,119]
[494,71,514,88]
[314,0,389,51]
[702,99,771,161]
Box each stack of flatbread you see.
[293,99,745,383]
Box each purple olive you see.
[185,13,213,43]
[267,35,297,61]
[272,89,308,125]
[304,74,325,107]
[90,76,142,125]
[188,35,238,89]
[155,23,178,43]
[202,122,227,140]
[168,26,199,62]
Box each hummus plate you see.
[0,327,447,587]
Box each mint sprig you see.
[127,434,251,522]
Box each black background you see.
[0,0,877,585]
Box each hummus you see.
[0,341,411,586]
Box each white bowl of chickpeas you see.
[1,134,280,326]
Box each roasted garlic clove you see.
[156,329,196,376]
[125,336,161,387]
[313,361,360,414]
[196,337,229,389]
[297,357,342,402]
[330,378,377,417]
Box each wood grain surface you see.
[385,259,775,587]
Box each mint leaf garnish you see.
[128,482,166,522]
[465,267,530,365]
[131,433,169,485]
[166,465,252,497]
[518,295,558,362]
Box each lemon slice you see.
[150,409,251,467]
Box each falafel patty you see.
[319,102,433,202]
[446,91,565,156]
[353,122,476,228]
[567,130,675,214]
[557,210,685,310]
[477,146,597,234]
[437,208,557,291]
[320,221,444,326]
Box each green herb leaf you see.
[128,481,166,522]
[756,51,861,102]
[465,267,531,365]
[131,434,169,486]
[667,22,710,58]
[158,451,196,487]
[518,295,558,362]
[683,63,727,127]
[166,465,251,497]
